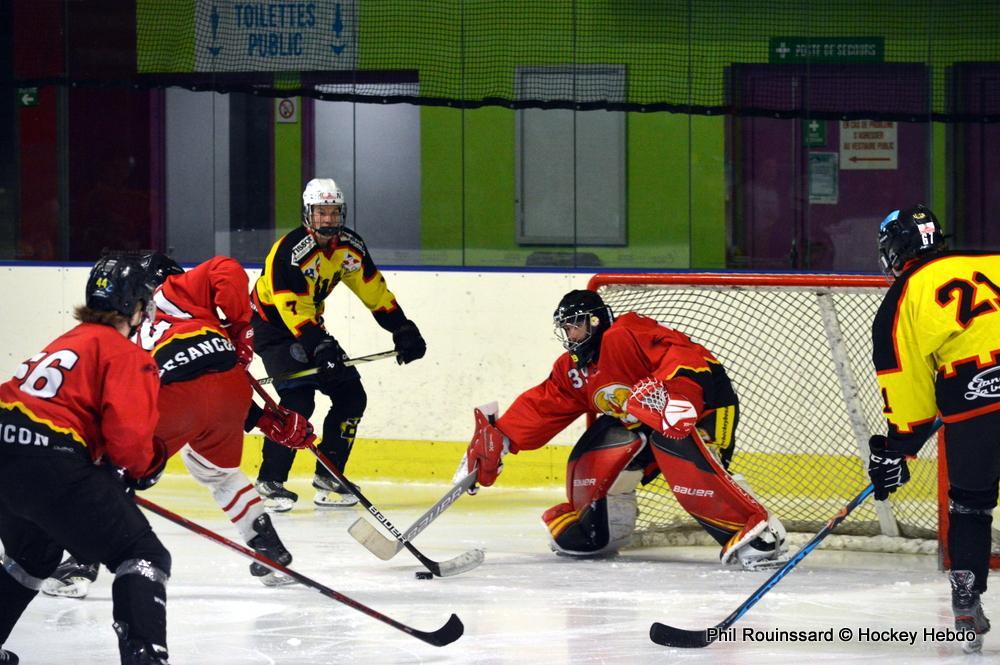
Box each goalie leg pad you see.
[565,415,645,508]
[181,444,264,543]
[543,491,638,557]
[651,430,785,566]
[543,418,645,556]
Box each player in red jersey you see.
[43,254,313,598]
[0,256,171,665]
[458,289,786,568]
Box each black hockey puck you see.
[414,571,433,580]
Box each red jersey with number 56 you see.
[496,312,738,452]
[0,322,160,479]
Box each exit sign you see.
[770,37,884,64]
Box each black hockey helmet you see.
[878,204,945,277]
[553,289,614,368]
[140,252,184,288]
[85,255,154,318]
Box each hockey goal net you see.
[590,272,982,561]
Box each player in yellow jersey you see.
[868,204,1000,653]
[250,179,426,511]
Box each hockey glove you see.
[313,337,357,387]
[256,406,315,449]
[392,320,426,365]
[229,321,255,367]
[868,434,910,501]
[114,437,169,495]
[626,377,702,439]
[465,406,509,488]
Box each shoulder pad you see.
[338,226,367,254]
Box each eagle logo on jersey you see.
[592,384,640,425]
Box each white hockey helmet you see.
[302,178,346,230]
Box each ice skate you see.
[247,513,296,587]
[950,570,990,654]
[254,480,298,513]
[40,556,100,599]
[312,474,360,508]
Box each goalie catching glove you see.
[454,402,509,492]
[626,376,703,439]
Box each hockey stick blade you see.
[246,374,483,578]
[348,470,479,561]
[310,442,484,577]
[649,484,875,648]
[256,349,397,385]
[134,495,463,646]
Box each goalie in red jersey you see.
[458,289,787,569]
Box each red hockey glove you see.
[465,406,509,487]
[256,406,315,449]
[626,377,702,439]
[229,321,255,367]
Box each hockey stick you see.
[246,375,485,578]
[649,484,874,648]
[256,350,397,386]
[347,470,478,560]
[133,495,463,646]
[308,443,484,577]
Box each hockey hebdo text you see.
[707,626,976,646]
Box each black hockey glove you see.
[867,435,910,501]
[314,336,357,387]
[392,320,426,365]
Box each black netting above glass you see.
[10,1,1000,120]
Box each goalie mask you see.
[302,178,346,239]
[85,255,154,320]
[554,289,614,369]
[878,204,945,277]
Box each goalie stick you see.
[649,484,875,648]
[247,375,485,577]
[256,349,397,386]
[348,469,478,560]
[133,495,463,647]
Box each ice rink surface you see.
[7,474,996,664]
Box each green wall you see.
[137,0,994,267]
[420,107,727,269]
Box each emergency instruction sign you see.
[839,120,897,170]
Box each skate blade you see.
[262,498,296,513]
[741,557,790,572]
[258,571,297,587]
[40,577,91,599]
[961,635,984,654]
[313,491,359,508]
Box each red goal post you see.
[587,272,985,563]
